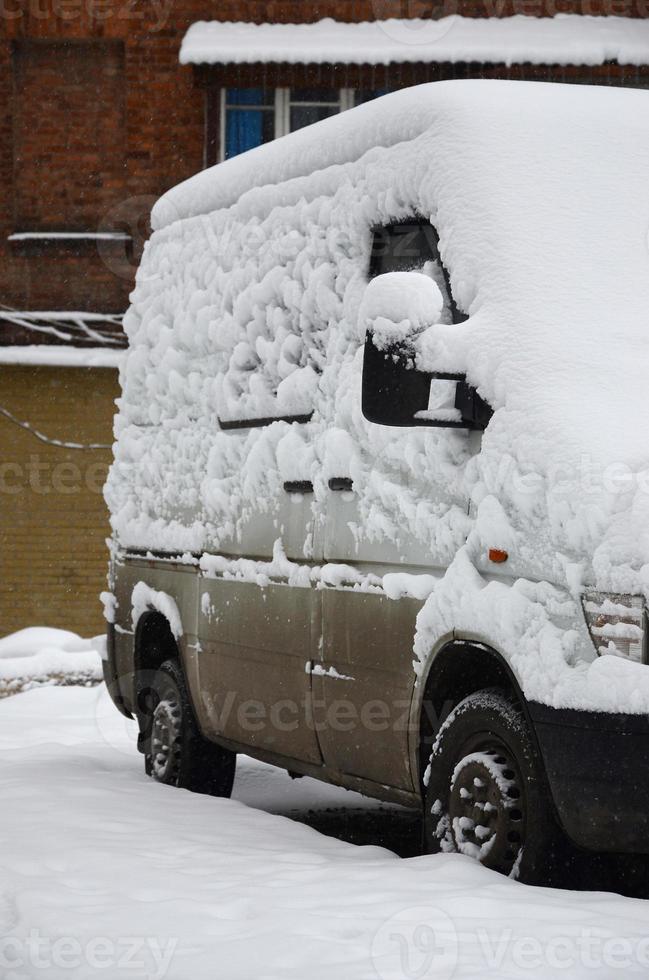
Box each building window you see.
[285,88,348,132]
[220,87,389,161]
[221,88,277,160]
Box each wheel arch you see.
[410,638,536,789]
[134,609,180,677]
[131,610,186,755]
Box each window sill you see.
[7,232,132,258]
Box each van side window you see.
[369,220,467,325]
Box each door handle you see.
[283,480,314,494]
[328,477,353,492]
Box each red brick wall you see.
[0,2,209,325]
[0,1,647,325]
[13,39,125,229]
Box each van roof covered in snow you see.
[152,79,649,229]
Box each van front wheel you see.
[144,659,236,798]
[423,689,562,885]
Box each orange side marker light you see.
[488,548,509,564]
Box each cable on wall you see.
[0,404,112,451]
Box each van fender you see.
[408,632,534,790]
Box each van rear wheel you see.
[143,659,236,798]
[423,689,563,885]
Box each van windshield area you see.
[369,219,466,325]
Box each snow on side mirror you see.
[360,271,445,349]
[359,271,491,430]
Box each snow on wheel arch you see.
[131,582,183,641]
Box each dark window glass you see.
[354,89,391,105]
[370,222,438,276]
[369,220,466,324]
[290,104,338,132]
[290,88,340,103]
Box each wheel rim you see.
[150,695,183,784]
[447,738,526,876]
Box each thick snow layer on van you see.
[180,15,649,68]
[107,80,649,714]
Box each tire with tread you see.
[423,688,564,885]
[142,658,236,798]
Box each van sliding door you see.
[195,420,323,766]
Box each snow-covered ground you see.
[2,684,649,979]
[0,628,103,699]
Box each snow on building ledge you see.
[0,311,127,358]
[180,15,649,68]
[7,232,131,243]
[0,346,124,369]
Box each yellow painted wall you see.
[0,365,119,637]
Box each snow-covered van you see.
[104,79,649,884]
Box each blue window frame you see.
[220,87,393,161]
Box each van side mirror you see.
[359,272,492,430]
